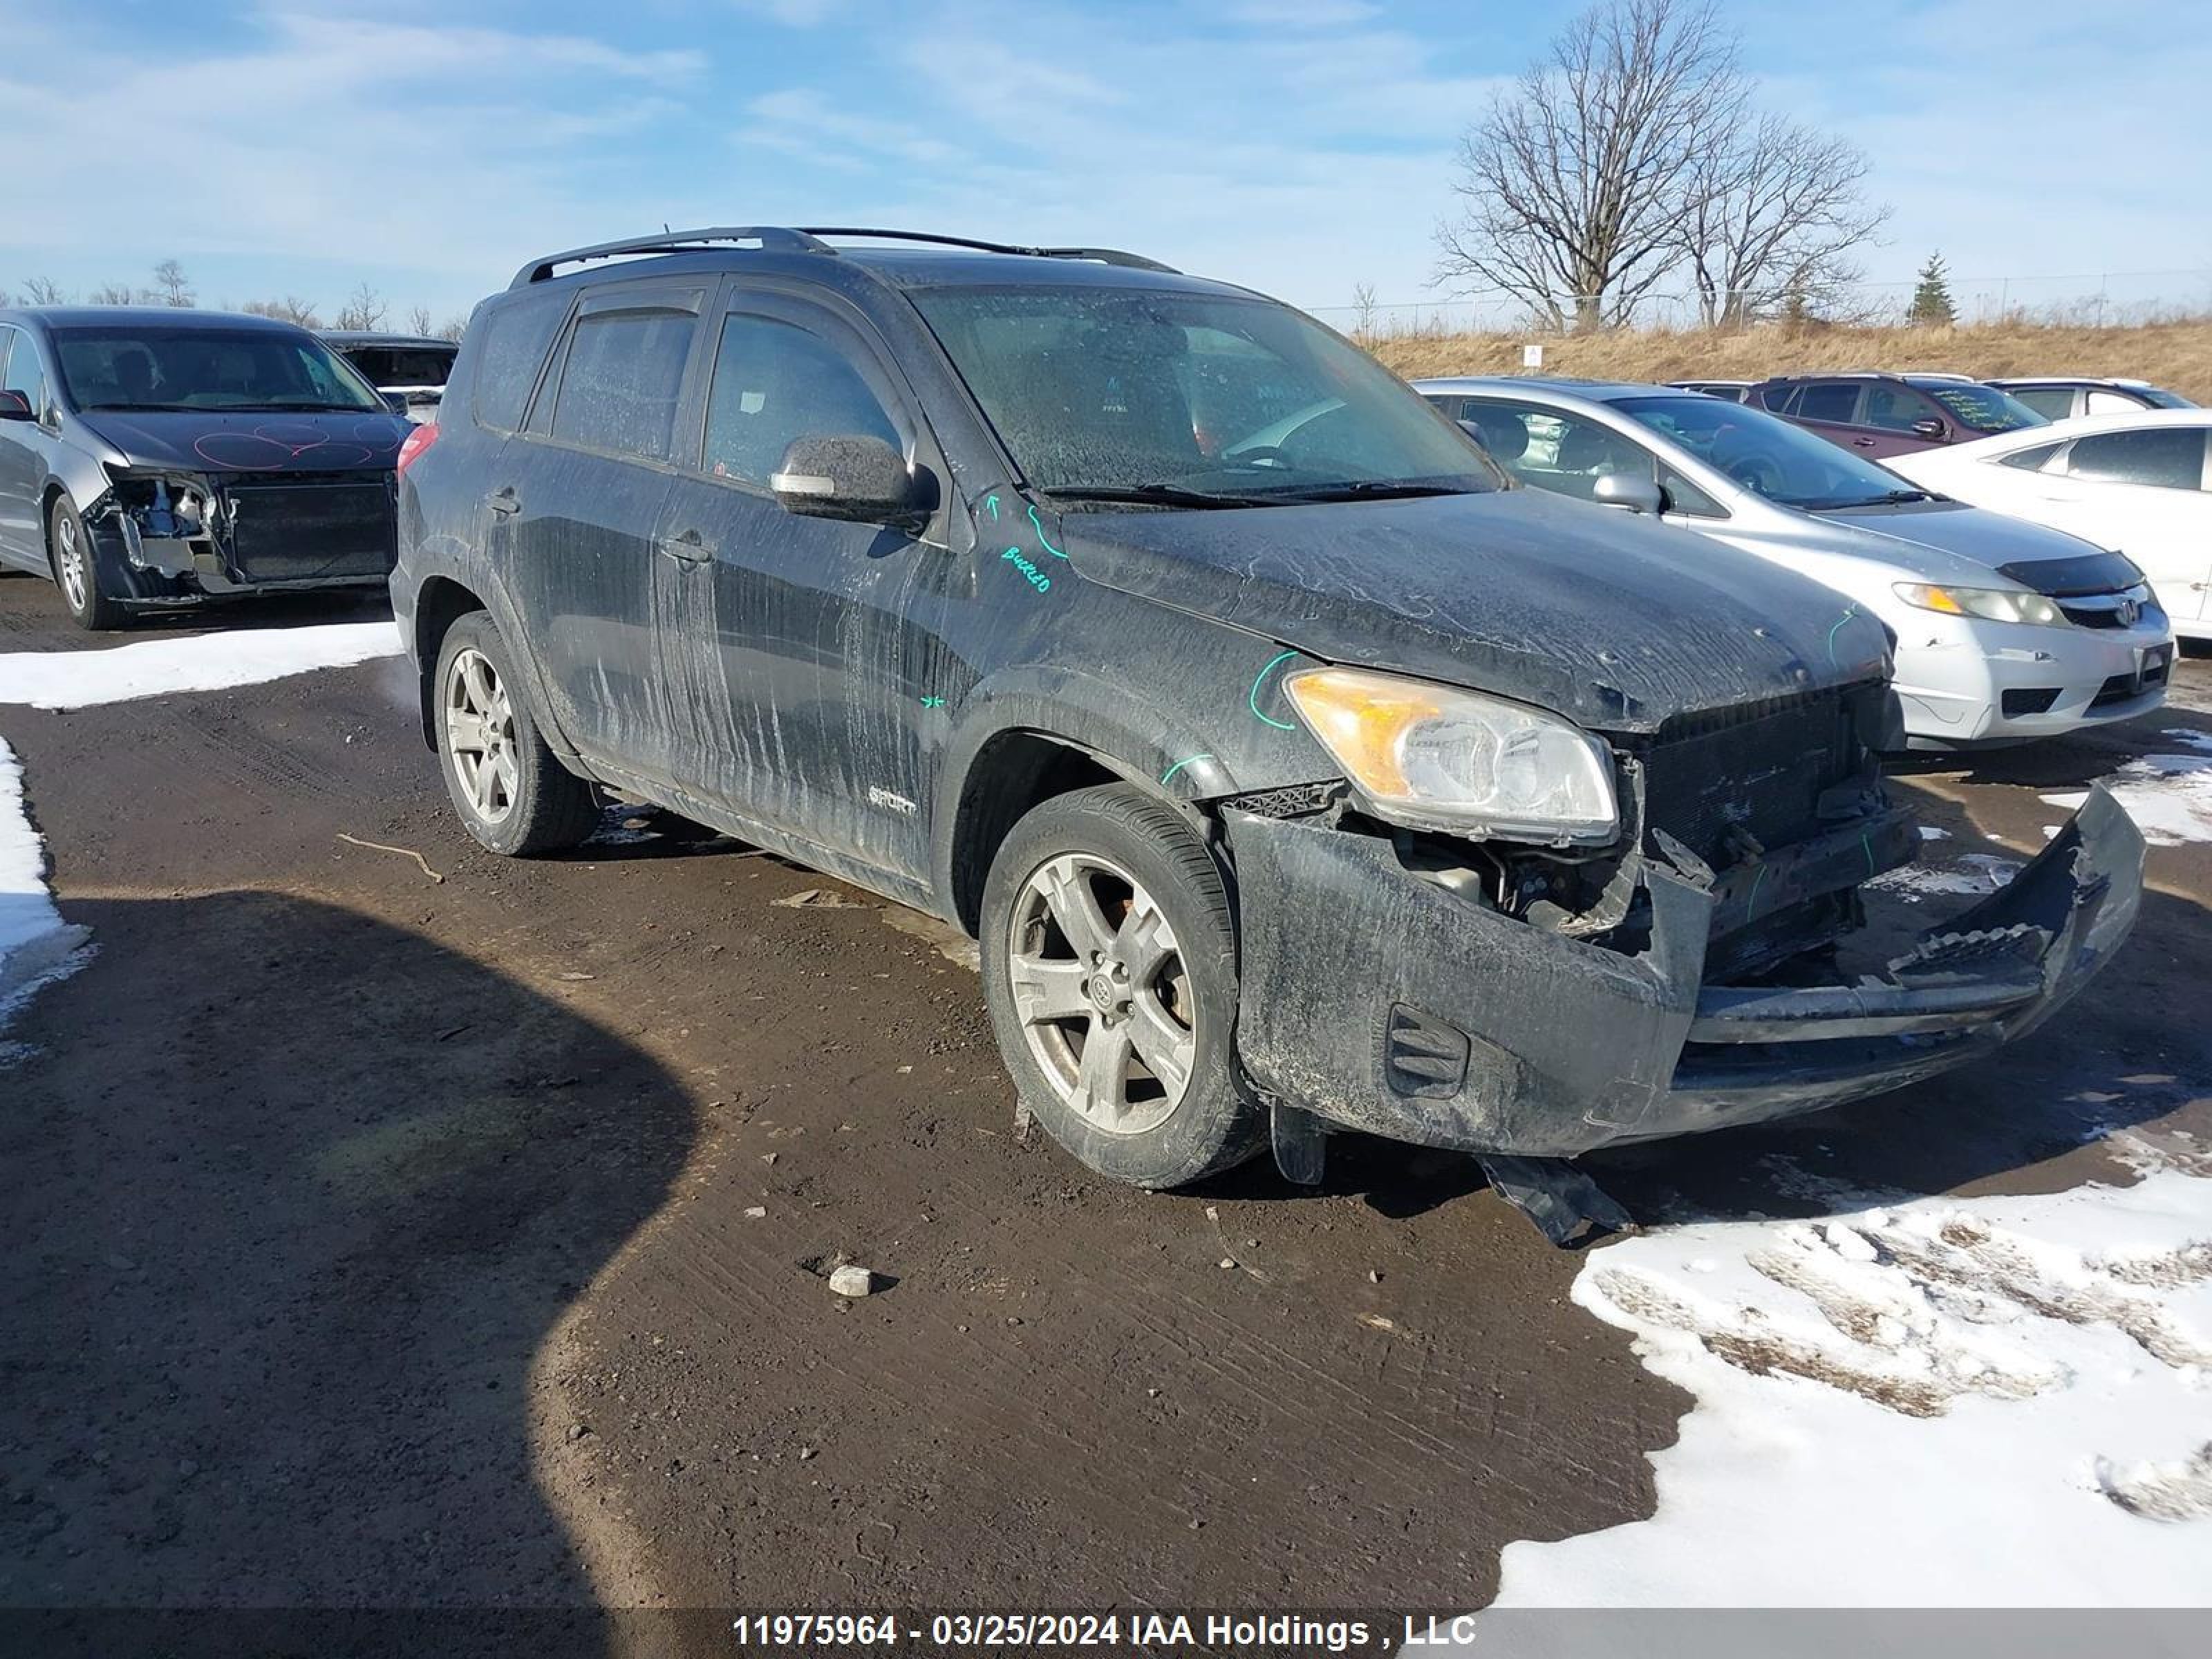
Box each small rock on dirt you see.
[828,1265,877,1297]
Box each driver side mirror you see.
[0,390,34,422]
[1910,417,1947,440]
[1593,472,1665,514]
[771,434,924,527]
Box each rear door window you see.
[2008,386,2077,420]
[1792,383,1860,424]
[469,292,571,433]
[547,307,700,462]
[700,312,901,487]
[2062,429,2209,491]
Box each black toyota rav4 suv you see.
[391,227,2141,1239]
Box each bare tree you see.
[435,316,468,342]
[89,282,137,306]
[1350,281,1379,340]
[334,282,387,332]
[243,295,324,328]
[151,259,196,307]
[1673,113,1886,326]
[1435,0,1743,331]
[21,276,68,306]
[406,303,435,336]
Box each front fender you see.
[926,651,1349,915]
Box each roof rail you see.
[796,227,1179,273]
[509,226,834,288]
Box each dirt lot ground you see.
[1,573,2206,1639]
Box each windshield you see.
[2139,386,2195,411]
[1911,379,2045,433]
[910,286,1499,504]
[1614,394,1929,510]
[53,326,386,413]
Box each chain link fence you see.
[1309,268,2212,338]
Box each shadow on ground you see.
[0,892,695,1654]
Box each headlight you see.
[1893,582,2063,627]
[1284,666,1618,845]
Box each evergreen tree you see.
[1907,252,1956,326]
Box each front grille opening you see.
[2059,603,2131,629]
[1641,690,1859,870]
[2092,672,2157,708]
[2003,687,2061,717]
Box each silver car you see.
[1414,377,2174,749]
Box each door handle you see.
[657,527,715,565]
[487,486,521,516]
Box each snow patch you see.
[0,738,91,1030]
[1484,1163,2212,1610]
[2043,752,2212,847]
[0,621,402,1033]
[0,620,401,710]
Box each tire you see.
[49,495,126,632]
[432,611,601,856]
[980,784,1264,1189]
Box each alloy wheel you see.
[444,646,519,825]
[55,512,88,613]
[1005,852,1197,1135]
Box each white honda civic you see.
[1882,409,2212,643]
[1414,377,2175,749]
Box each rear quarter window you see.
[467,292,570,433]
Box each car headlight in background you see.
[1893,582,2063,626]
[1284,666,1618,845]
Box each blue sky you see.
[1,0,2204,326]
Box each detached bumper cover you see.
[1230,787,2142,1158]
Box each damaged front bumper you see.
[86,469,397,604]
[1230,787,2142,1161]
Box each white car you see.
[1883,409,2211,641]
[1415,377,2175,749]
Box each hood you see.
[1817,498,2113,579]
[78,409,410,475]
[1062,487,1891,733]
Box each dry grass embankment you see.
[1365,318,2212,403]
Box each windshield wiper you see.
[1810,488,1933,510]
[1051,482,1282,509]
[1265,480,1474,503]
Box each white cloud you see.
[0,3,723,310]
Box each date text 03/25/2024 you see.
[728,1612,1434,1650]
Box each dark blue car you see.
[0,306,410,629]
